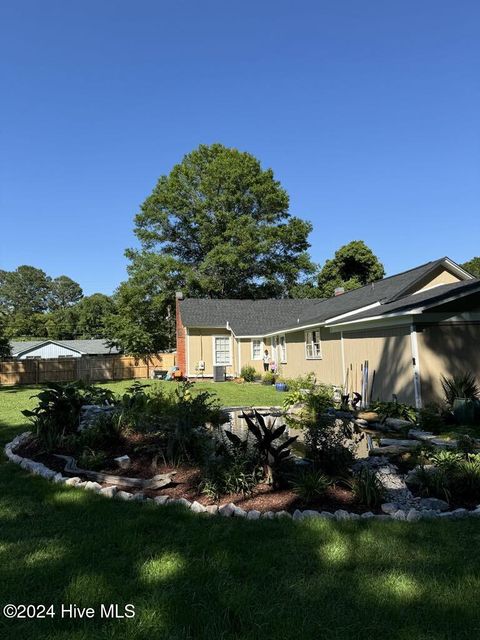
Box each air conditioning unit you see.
[213,365,226,382]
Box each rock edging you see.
[5,432,480,522]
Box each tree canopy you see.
[131,143,314,299]
[317,241,385,297]
[462,257,480,278]
[0,316,11,359]
[48,275,83,310]
[112,143,315,354]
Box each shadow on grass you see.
[1,458,480,640]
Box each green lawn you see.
[1,381,480,639]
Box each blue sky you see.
[1,1,479,295]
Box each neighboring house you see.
[10,339,120,360]
[176,257,480,407]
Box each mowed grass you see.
[1,382,480,639]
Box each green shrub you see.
[78,448,107,470]
[351,467,385,508]
[77,412,124,451]
[430,449,463,472]
[304,416,356,476]
[283,374,317,393]
[22,381,115,451]
[371,400,417,423]
[418,405,446,434]
[291,469,330,502]
[200,456,261,500]
[262,371,276,385]
[415,465,451,502]
[282,383,334,419]
[441,372,480,407]
[453,455,480,497]
[241,365,258,382]
[457,434,478,455]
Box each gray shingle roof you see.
[10,339,120,356]
[179,258,476,334]
[328,279,480,324]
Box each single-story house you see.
[176,257,480,407]
[10,339,120,360]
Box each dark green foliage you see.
[48,275,83,310]
[416,451,480,503]
[351,467,386,508]
[113,143,314,355]
[291,469,330,502]
[462,256,480,278]
[0,316,11,359]
[78,448,107,470]
[441,372,480,407]
[21,381,115,451]
[0,266,84,339]
[241,410,298,485]
[262,371,276,385]
[282,382,334,423]
[304,416,356,476]
[418,405,446,434]
[240,365,258,382]
[371,400,417,423]
[75,412,125,451]
[317,240,385,297]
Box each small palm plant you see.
[237,410,298,485]
[441,372,480,407]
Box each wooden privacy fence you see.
[0,354,176,387]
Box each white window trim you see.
[305,328,322,360]
[277,334,287,364]
[212,335,232,366]
[251,338,264,360]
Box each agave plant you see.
[234,410,298,485]
[441,372,480,407]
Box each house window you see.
[252,339,263,360]
[278,334,287,363]
[305,329,322,359]
[213,336,231,366]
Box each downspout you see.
[340,331,346,390]
[410,323,423,409]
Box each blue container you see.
[275,382,288,392]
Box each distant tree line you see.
[0,266,114,343]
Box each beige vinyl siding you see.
[278,329,343,384]
[342,326,415,405]
[187,328,237,377]
[406,266,462,296]
[239,339,265,375]
[417,322,480,404]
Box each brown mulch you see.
[16,435,371,514]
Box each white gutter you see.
[325,301,381,324]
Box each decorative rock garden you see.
[8,378,480,522]
[6,429,480,522]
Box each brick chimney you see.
[175,292,186,375]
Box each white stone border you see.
[5,432,480,522]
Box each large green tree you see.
[48,275,83,310]
[0,265,51,314]
[317,241,385,297]
[113,143,314,354]
[75,294,115,339]
[0,316,11,359]
[462,257,480,278]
